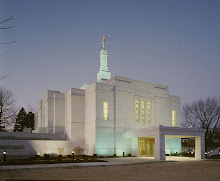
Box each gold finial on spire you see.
[102,35,110,48]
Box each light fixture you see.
[72,151,75,159]
[3,151,6,161]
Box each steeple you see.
[97,35,111,83]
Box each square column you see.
[195,136,205,159]
[155,134,166,160]
[132,137,138,156]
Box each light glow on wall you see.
[172,110,176,126]
[141,101,145,123]
[147,102,151,123]
[165,138,181,155]
[103,101,109,121]
[135,100,139,122]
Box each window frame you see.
[147,102,151,123]
[141,101,145,123]
[135,100,139,123]
[103,101,109,121]
[172,110,176,126]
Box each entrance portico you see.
[125,126,206,160]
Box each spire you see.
[97,35,111,83]
[97,49,111,83]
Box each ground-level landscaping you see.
[0,154,107,166]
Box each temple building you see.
[31,38,206,160]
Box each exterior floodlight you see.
[3,151,6,161]
[72,151,75,159]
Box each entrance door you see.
[139,137,155,157]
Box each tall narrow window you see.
[172,110,176,126]
[103,101,109,121]
[141,101,145,123]
[147,102,151,123]
[135,100,139,122]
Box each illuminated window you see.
[135,100,139,122]
[103,101,109,121]
[147,102,151,123]
[141,101,145,123]
[172,110,176,126]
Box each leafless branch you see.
[0,16,15,45]
[182,97,220,150]
[0,16,14,25]
[0,41,16,45]
[0,75,9,80]
[0,26,14,30]
[0,86,17,131]
[0,16,14,30]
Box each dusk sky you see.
[1,0,220,112]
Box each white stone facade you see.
[34,75,183,156]
[32,48,205,160]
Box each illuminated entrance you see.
[125,126,205,160]
[138,137,155,157]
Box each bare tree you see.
[0,75,9,81]
[182,97,220,150]
[0,16,16,45]
[0,86,16,131]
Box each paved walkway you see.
[0,157,199,170]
